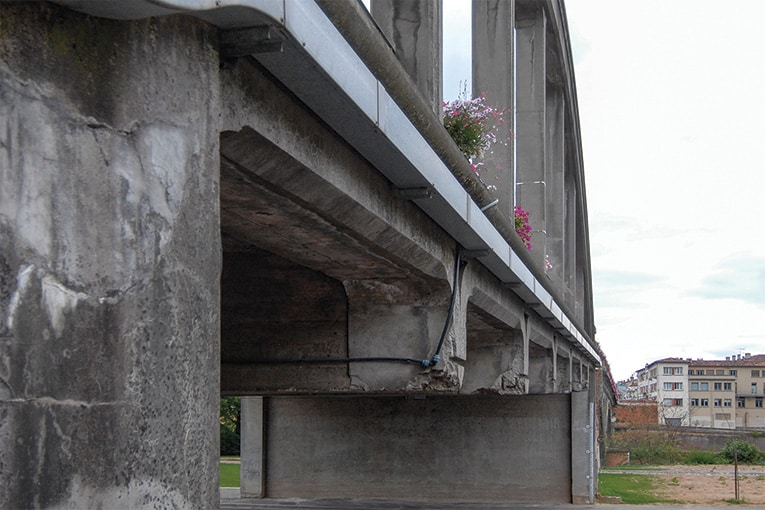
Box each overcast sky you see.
[440,0,765,381]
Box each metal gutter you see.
[45,0,600,365]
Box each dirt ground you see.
[605,464,765,505]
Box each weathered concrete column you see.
[519,313,531,394]
[552,336,559,391]
[472,0,515,220]
[528,343,554,394]
[240,397,265,498]
[546,86,566,281]
[515,3,547,266]
[0,4,221,508]
[571,388,596,504]
[371,0,443,115]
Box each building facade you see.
[630,354,765,429]
[635,358,689,426]
[688,354,765,429]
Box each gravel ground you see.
[604,464,765,505]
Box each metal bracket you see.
[460,249,490,259]
[392,186,432,200]
[220,25,284,57]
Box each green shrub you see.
[220,396,241,456]
[683,450,723,465]
[220,427,240,456]
[720,439,763,464]
[630,442,683,465]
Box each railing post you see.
[472,0,515,220]
[370,0,443,116]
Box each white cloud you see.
[567,0,765,379]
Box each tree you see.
[220,397,241,456]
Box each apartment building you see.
[635,358,689,426]
[629,354,765,429]
[688,354,765,429]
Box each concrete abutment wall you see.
[254,394,573,503]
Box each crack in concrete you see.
[2,396,127,408]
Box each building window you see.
[673,398,683,406]
[664,382,672,391]
[690,398,699,406]
[752,383,758,395]
[663,399,673,407]
[700,382,709,391]
[730,370,737,376]
[701,399,709,407]
[691,382,699,391]
[724,382,732,391]
[752,370,760,377]
[723,399,732,407]
[716,370,724,375]
[738,398,745,408]
[714,382,722,391]
[714,399,722,407]
[756,399,763,408]
[706,370,714,375]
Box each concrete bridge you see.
[0,0,615,507]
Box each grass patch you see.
[598,473,680,504]
[220,463,240,487]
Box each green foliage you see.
[683,449,725,465]
[442,89,509,161]
[219,463,240,487]
[598,473,679,504]
[630,442,684,465]
[220,397,241,456]
[220,427,240,456]
[720,439,763,464]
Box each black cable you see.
[427,247,462,367]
